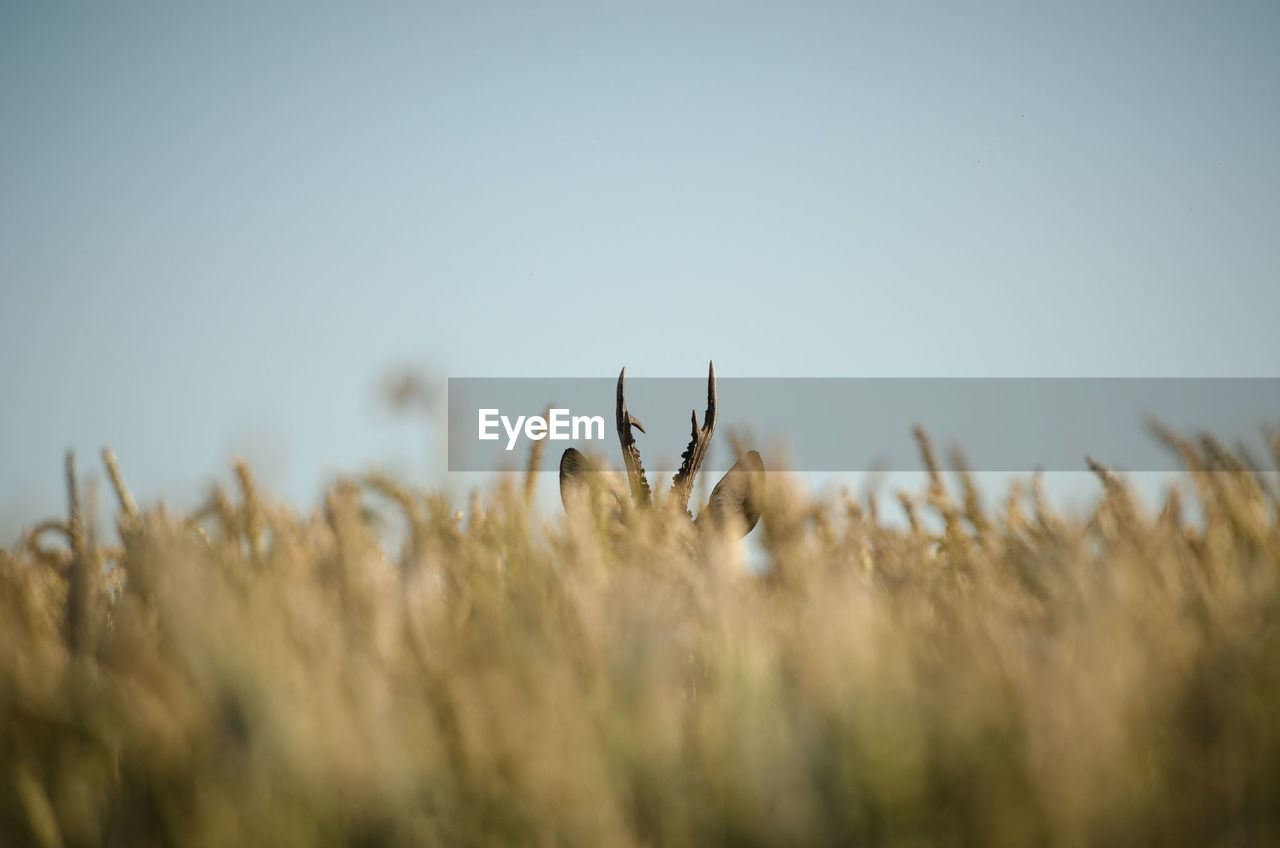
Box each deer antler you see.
[669,360,717,517]
[616,367,653,507]
[564,361,758,536]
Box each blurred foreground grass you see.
[2,428,1279,847]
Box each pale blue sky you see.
[3,2,1278,535]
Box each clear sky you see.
[3,2,1278,536]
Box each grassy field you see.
[2,428,1278,846]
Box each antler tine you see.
[616,367,653,507]
[669,360,717,517]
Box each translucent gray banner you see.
[447,378,1280,472]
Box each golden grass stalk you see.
[0,429,1277,846]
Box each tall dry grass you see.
[1,429,1279,846]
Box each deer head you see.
[558,362,764,537]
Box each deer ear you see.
[559,448,589,512]
[697,450,765,537]
[560,447,627,522]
